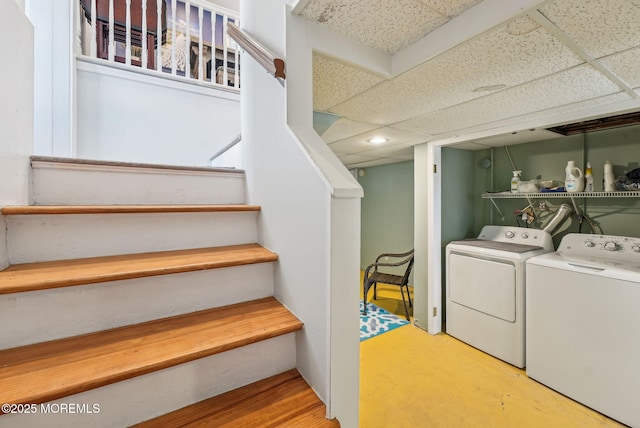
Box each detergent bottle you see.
[565,161,584,192]
[604,160,616,192]
[585,162,594,192]
[510,170,522,193]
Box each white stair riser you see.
[0,263,274,350]
[0,334,296,428]
[32,163,245,205]
[7,212,258,264]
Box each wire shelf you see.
[482,191,640,199]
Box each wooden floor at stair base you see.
[133,369,340,427]
[0,297,302,408]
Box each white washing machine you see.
[527,233,640,428]
[446,225,554,368]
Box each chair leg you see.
[373,283,377,300]
[362,280,374,315]
[406,284,413,308]
[399,285,411,322]
[363,280,379,315]
[362,281,368,315]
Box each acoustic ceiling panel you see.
[313,53,385,111]
[539,0,640,59]
[337,153,380,165]
[319,118,381,143]
[302,0,640,167]
[328,127,428,154]
[300,0,449,54]
[599,47,640,90]
[360,144,416,159]
[395,64,622,136]
[327,15,584,125]
[417,0,483,17]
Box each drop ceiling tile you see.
[328,15,584,125]
[300,0,449,54]
[466,129,562,148]
[313,53,386,111]
[320,118,381,143]
[519,91,633,124]
[448,141,494,150]
[337,153,404,169]
[328,127,428,154]
[539,0,640,59]
[599,47,640,89]
[362,145,415,159]
[337,153,380,164]
[396,64,622,136]
[417,0,483,17]
[346,158,408,168]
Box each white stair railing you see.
[210,134,241,163]
[77,0,240,89]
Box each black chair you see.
[362,249,414,321]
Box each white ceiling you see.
[294,0,640,168]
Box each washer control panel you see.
[560,234,640,261]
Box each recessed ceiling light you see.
[473,84,507,92]
[368,137,388,144]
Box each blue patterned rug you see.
[360,301,409,342]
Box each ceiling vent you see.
[547,111,640,136]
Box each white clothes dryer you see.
[527,233,640,428]
[446,225,553,368]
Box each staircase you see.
[0,157,338,427]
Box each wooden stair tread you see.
[0,244,278,295]
[1,204,260,215]
[0,297,303,407]
[133,369,340,427]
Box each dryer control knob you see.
[505,231,515,239]
[631,245,640,253]
[604,241,619,251]
[521,233,529,239]
[584,241,595,248]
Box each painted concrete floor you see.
[360,286,625,428]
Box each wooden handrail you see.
[227,22,285,82]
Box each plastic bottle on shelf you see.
[585,162,594,192]
[565,161,584,192]
[604,160,616,192]
[510,170,521,193]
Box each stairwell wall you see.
[75,61,241,167]
[26,1,242,167]
[0,1,33,269]
[240,1,361,426]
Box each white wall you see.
[414,143,442,334]
[207,0,239,12]
[0,0,34,269]
[241,1,361,426]
[26,0,74,157]
[76,60,241,167]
